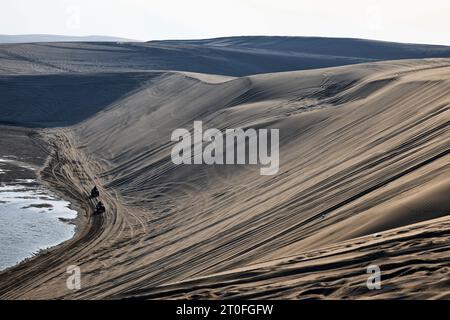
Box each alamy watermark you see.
[66,265,81,290]
[171,121,279,175]
[366,264,381,290]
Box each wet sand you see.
[0,127,78,271]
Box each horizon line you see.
[1,33,450,47]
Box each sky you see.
[1,0,449,45]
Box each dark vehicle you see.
[95,201,105,215]
[90,186,99,198]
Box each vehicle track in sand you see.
[0,129,135,299]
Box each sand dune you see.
[1,36,450,76]
[128,215,450,300]
[0,54,448,299]
[0,72,157,127]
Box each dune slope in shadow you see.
[1,36,450,76]
[0,73,159,127]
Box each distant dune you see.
[0,73,152,127]
[155,36,450,60]
[1,36,450,76]
[0,34,137,44]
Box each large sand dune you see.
[0,38,448,299]
[1,36,450,76]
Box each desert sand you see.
[0,38,449,299]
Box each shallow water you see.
[0,177,77,271]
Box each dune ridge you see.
[1,36,450,76]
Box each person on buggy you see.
[95,201,105,214]
[90,186,99,198]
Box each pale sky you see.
[1,0,449,45]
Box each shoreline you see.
[0,127,81,273]
[0,128,116,299]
